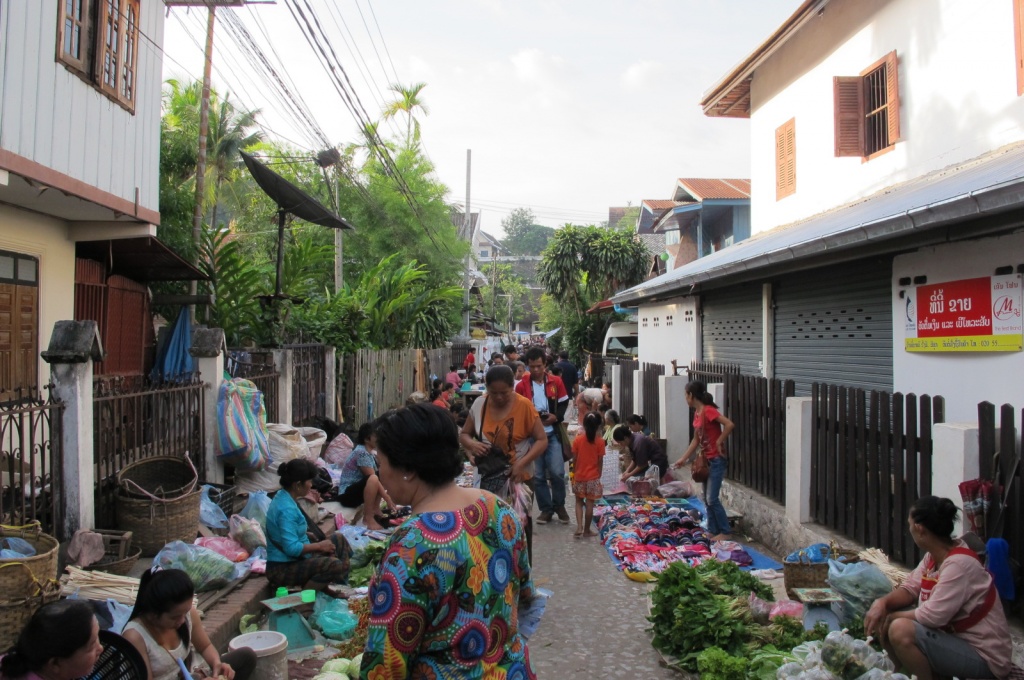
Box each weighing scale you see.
[791,587,843,632]
[260,593,318,652]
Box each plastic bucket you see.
[229,631,288,680]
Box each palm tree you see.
[206,92,262,230]
[381,82,430,145]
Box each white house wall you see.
[0,205,75,391]
[892,232,1024,423]
[749,0,1024,233]
[637,297,700,370]
[0,1,163,214]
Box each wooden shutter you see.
[775,118,796,200]
[883,51,900,144]
[833,76,864,157]
[1015,0,1024,96]
[0,283,38,400]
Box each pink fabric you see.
[900,541,1012,678]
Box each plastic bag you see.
[216,378,270,471]
[312,592,357,640]
[241,490,271,528]
[200,485,229,529]
[0,537,36,559]
[106,598,132,634]
[153,541,235,592]
[339,525,374,568]
[827,561,893,623]
[769,599,804,621]
[268,424,308,465]
[323,432,354,466]
[777,662,805,678]
[786,543,831,564]
[229,514,267,553]
[657,480,695,498]
[195,537,249,562]
[749,591,773,624]
[299,427,328,460]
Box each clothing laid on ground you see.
[899,541,1011,678]
[123,616,257,680]
[337,444,377,498]
[264,490,351,587]
[362,492,536,679]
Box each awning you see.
[586,298,615,314]
[612,143,1024,305]
[75,236,208,281]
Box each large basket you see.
[85,548,142,576]
[784,546,860,597]
[0,522,59,593]
[0,560,61,650]
[84,530,140,576]
[117,456,201,556]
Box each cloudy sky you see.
[162,1,800,234]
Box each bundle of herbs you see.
[648,560,827,674]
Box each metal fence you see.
[92,374,206,528]
[811,384,944,566]
[450,342,472,371]
[723,374,795,505]
[0,387,63,538]
[641,363,665,437]
[286,343,327,426]
[978,401,1022,582]
[618,358,639,416]
[228,350,281,424]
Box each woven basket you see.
[85,547,142,576]
[117,456,201,556]
[0,560,61,650]
[0,522,59,593]
[784,547,860,597]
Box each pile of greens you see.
[648,560,827,674]
[347,541,386,587]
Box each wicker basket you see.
[0,522,59,594]
[0,569,60,650]
[117,456,201,556]
[83,530,140,575]
[85,548,142,576]
[784,545,860,597]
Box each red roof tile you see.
[676,178,751,201]
[642,199,681,210]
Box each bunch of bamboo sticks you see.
[60,567,140,605]
[857,548,909,586]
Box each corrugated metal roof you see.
[677,178,752,201]
[614,144,1024,304]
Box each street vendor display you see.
[864,496,1012,680]
[0,600,104,680]
[364,404,537,679]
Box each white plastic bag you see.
[106,598,132,634]
[229,514,267,552]
[299,427,328,460]
[268,424,308,464]
[240,490,271,527]
[199,485,229,529]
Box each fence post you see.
[660,375,689,464]
[271,348,294,426]
[932,422,980,536]
[190,328,225,485]
[610,364,622,412]
[785,396,813,524]
[41,320,101,538]
[324,346,337,422]
[633,369,644,417]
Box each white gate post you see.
[932,422,980,536]
[41,320,102,539]
[271,348,294,425]
[660,375,689,464]
[785,396,814,524]
[610,364,622,412]
[633,369,644,418]
[191,328,225,485]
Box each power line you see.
[365,0,401,85]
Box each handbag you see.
[691,417,711,484]
[474,397,511,479]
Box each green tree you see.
[615,206,641,231]
[478,263,529,330]
[382,82,430,145]
[501,208,554,255]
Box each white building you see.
[613,0,1024,422]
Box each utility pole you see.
[190,5,215,314]
[460,149,473,336]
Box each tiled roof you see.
[478,230,504,248]
[676,178,751,201]
[642,199,682,210]
[637,232,666,256]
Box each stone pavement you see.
[526,504,680,678]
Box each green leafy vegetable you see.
[697,647,749,680]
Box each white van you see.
[602,322,639,358]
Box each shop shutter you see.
[774,258,893,395]
[701,285,763,375]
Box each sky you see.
[161,1,802,235]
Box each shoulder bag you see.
[473,397,511,480]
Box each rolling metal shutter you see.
[773,257,893,395]
[701,286,763,375]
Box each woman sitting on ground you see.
[360,404,537,679]
[123,569,256,680]
[615,424,670,484]
[431,381,455,409]
[626,413,651,436]
[265,458,353,591]
[0,600,103,680]
[865,496,1012,680]
[337,422,395,530]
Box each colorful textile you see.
[362,493,536,679]
[572,479,603,500]
[338,444,377,495]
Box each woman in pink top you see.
[865,496,1012,679]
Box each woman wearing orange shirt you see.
[571,412,606,537]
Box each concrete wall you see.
[0,204,75,390]
[748,0,1024,233]
[637,296,699,370]
[892,231,1024,423]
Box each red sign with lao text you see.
[915,277,992,337]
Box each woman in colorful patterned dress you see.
[359,403,536,680]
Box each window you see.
[775,118,796,199]
[1015,0,1024,96]
[0,251,40,400]
[479,249,488,257]
[834,51,900,158]
[57,0,140,111]
[664,229,680,246]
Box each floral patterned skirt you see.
[572,478,603,500]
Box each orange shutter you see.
[884,51,900,144]
[776,119,796,200]
[1015,0,1024,96]
[833,76,864,157]
[0,283,38,400]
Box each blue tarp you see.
[152,309,193,382]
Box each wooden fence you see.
[724,374,795,505]
[811,384,944,566]
[977,402,1022,579]
[618,358,639,416]
[286,343,327,426]
[642,363,665,437]
[422,347,453,385]
[340,347,453,427]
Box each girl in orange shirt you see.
[571,412,606,537]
